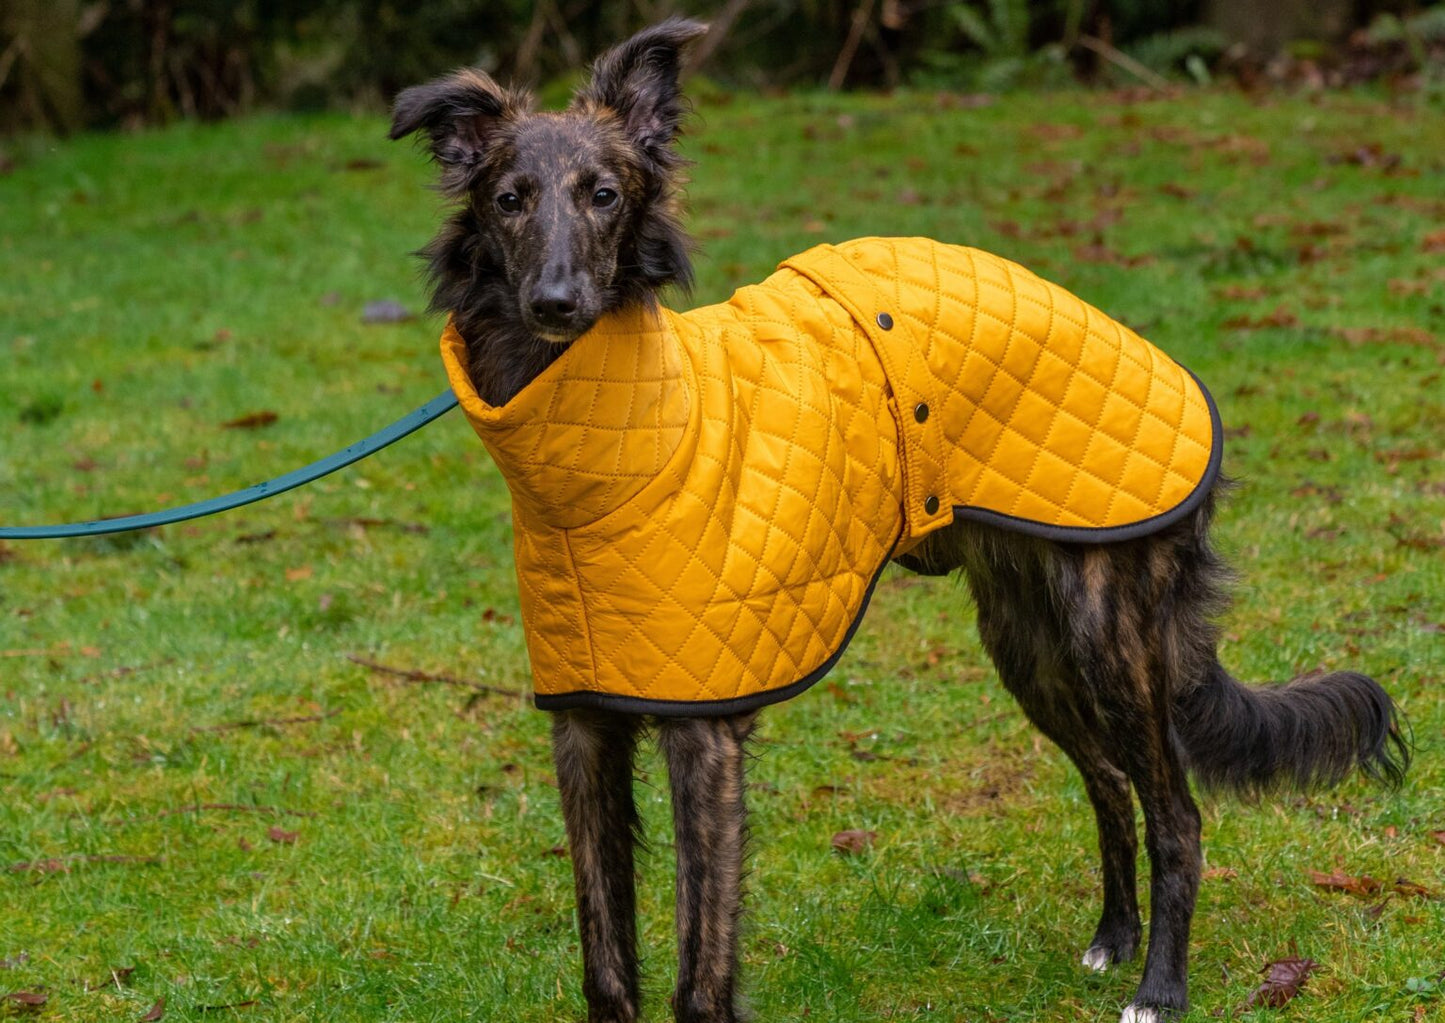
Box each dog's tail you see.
[1174,662,1410,795]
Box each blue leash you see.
[0,391,459,540]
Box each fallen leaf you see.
[285,565,312,582]
[1029,122,1084,141]
[1432,831,1445,846]
[1422,229,1445,253]
[1245,955,1319,1008]
[1389,278,1431,296]
[831,829,876,855]
[3,990,47,1006]
[222,411,278,430]
[266,826,298,845]
[1310,868,1383,897]
[140,997,165,1021]
[1331,326,1436,347]
[1224,306,1299,330]
[1391,878,1435,899]
[1202,866,1239,880]
[1330,143,1401,170]
[1217,283,1272,301]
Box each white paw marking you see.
[1119,1006,1160,1023]
[1081,947,1112,972]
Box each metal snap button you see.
[914,402,929,423]
[924,495,940,515]
[876,312,894,330]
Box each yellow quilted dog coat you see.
[440,238,1222,715]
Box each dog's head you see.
[390,19,705,346]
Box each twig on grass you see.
[71,659,175,686]
[345,654,523,700]
[108,803,319,826]
[9,854,164,874]
[191,710,340,733]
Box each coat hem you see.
[532,532,900,717]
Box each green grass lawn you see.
[1,86,1442,1022]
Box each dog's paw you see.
[1082,946,1113,972]
[1119,1005,1160,1023]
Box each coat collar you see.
[440,303,692,530]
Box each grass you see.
[1,85,1443,1022]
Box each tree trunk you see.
[2,0,83,133]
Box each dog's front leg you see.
[658,712,757,1023]
[552,709,644,1023]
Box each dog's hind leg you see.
[658,712,757,1023]
[1000,671,1142,971]
[965,555,1142,973]
[552,709,645,1023]
[1061,546,1202,1021]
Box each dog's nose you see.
[530,287,579,324]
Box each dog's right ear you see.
[389,70,528,170]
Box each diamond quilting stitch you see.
[443,237,1219,713]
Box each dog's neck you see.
[457,314,568,408]
[419,208,568,406]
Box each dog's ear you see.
[573,18,708,165]
[389,70,528,169]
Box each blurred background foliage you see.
[2,0,1444,134]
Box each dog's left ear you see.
[573,17,709,166]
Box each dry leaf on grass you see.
[3,990,48,1007]
[221,411,278,430]
[1244,955,1319,1009]
[831,829,876,855]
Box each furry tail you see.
[1175,663,1410,794]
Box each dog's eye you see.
[592,188,619,209]
[495,193,523,214]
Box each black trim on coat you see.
[946,365,1224,544]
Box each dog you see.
[389,19,1409,1023]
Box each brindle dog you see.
[389,20,1408,1023]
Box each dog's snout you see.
[530,286,579,322]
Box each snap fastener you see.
[923,495,940,515]
[914,402,929,424]
[876,312,894,330]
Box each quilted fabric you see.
[440,237,1221,714]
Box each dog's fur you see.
[391,20,1409,1023]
